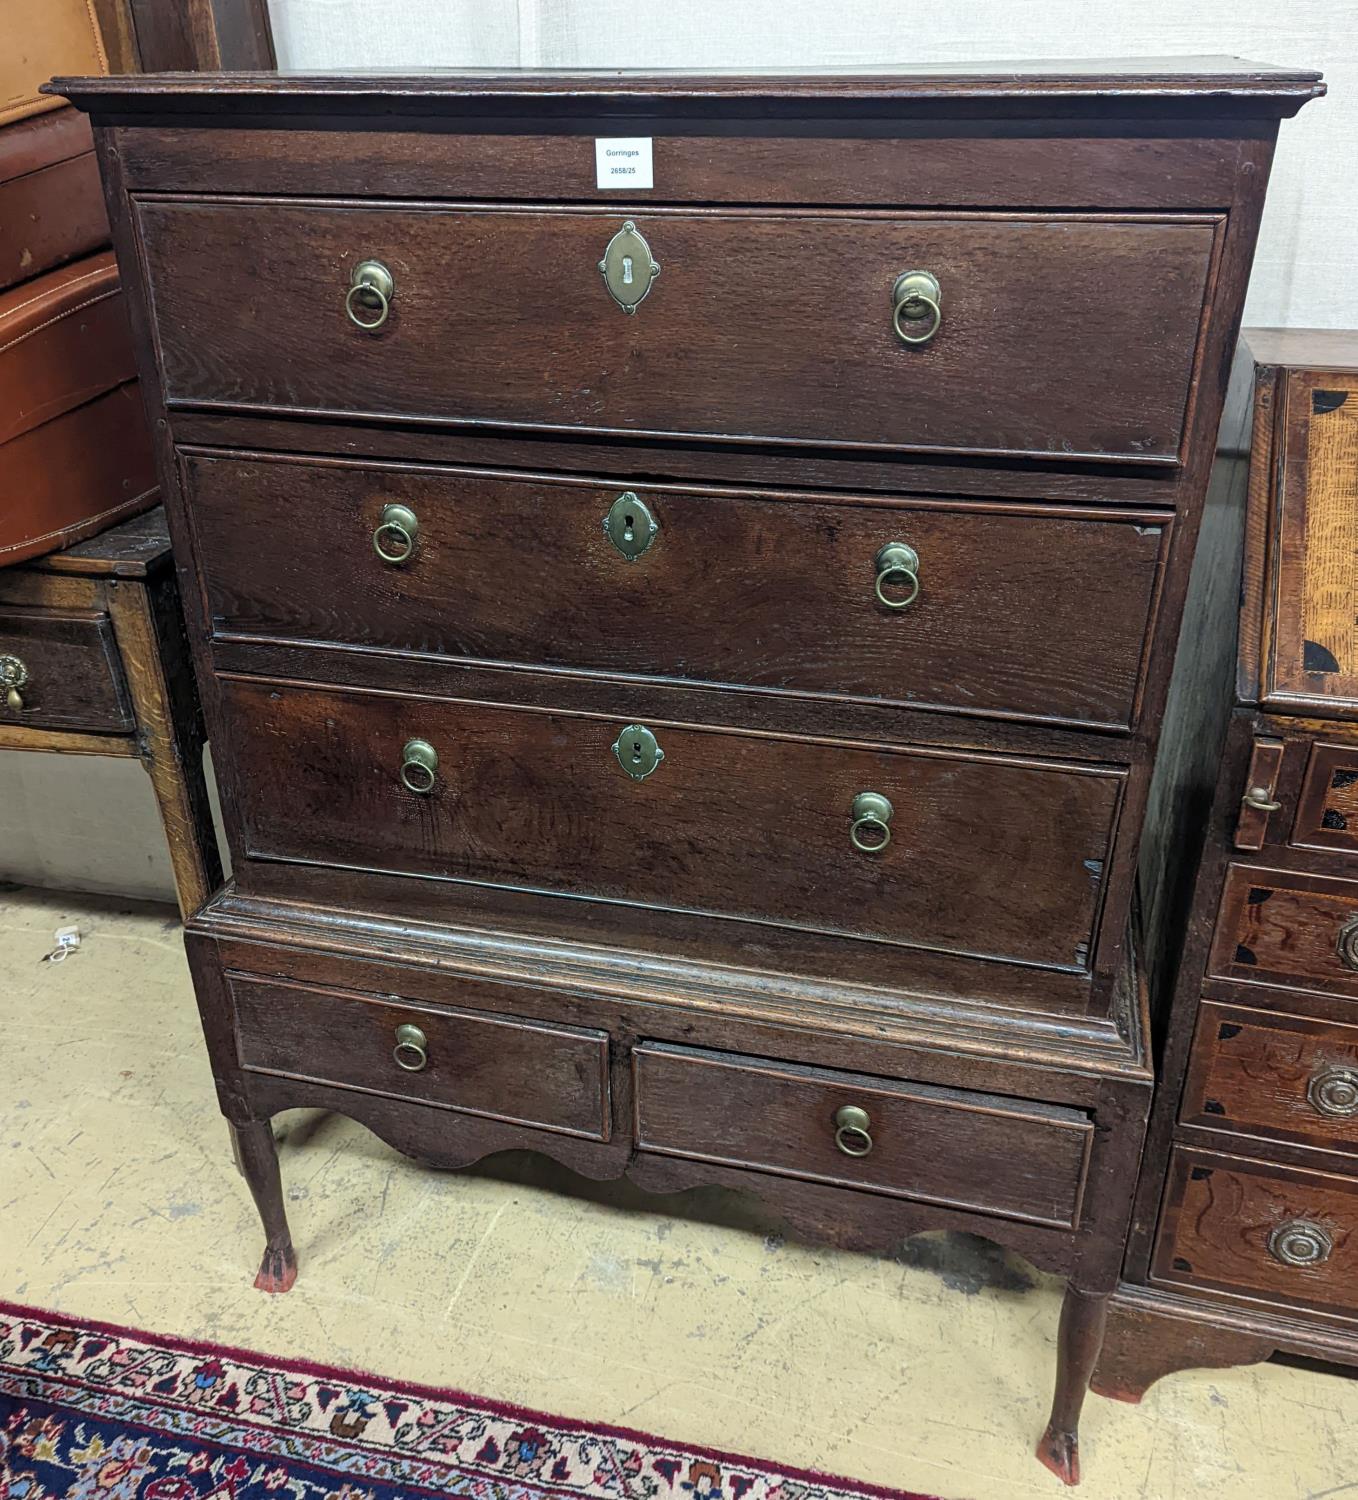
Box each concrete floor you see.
[4,884,1356,1499]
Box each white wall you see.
[3,1,1351,903]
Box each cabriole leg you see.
[229,1118,297,1294]
[1037,1283,1109,1485]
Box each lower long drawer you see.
[218,676,1122,974]
[633,1042,1093,1229]
[1153,1148,1358,1321]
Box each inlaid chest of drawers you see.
[54,59,1322,1485]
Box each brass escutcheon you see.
[1337,915,1358,971]
[612,723,664,781]
[603,492,659,561]
[598,221,660,315]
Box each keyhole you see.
[623,512,635,541]
[631,738,643,764]
[622,255,634,286]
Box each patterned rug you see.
[0,1301,941,1500]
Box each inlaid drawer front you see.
[1293,742,1358,855]
[0,609,131,732]
[1153,1150,1358,1320]
[1183,1002,1358,1154]
[1209,866,1358,998]
[633,1044,1092,1228]
[219,678,1121,973]
[231,974,611,1141]
[139,198,1216,465]
[186,453,1169,730]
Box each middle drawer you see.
[184,453,1168,731]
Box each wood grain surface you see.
[137,199,1217,463]
[185,451,1169,731]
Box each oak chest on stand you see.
[53,59,1322,1485]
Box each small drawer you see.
[632,1043,1092,1229]
[1183,1001,1358,1154]
[1154,1149,1358,1321]
[0,607,131,732]
[186,452,1168,731]
[139,197,1216,465]
[1209,865,1358,999]
[1293,742,1358,855]
[218,678,1122,977]
[231,975,611,1141]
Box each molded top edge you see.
[46,57,1325,114]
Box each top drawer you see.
[135,198,1218,465]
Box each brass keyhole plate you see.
[599,221,660,314]
[612,723,665,781]
[603,491,658,561]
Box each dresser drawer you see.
[633,1043,1092,1228]
[0,607,131,732]
[1293,741,1358,856]
[140,198,1216,465]
[1209,866,1358,999]
[1153,1149,1358,1321]
[187,453,1169,730]
[1183,1002,1358,1155]
[231,974,611,1141]
[219,678,1121,974]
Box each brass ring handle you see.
[1308,1066,1358,1118]
[874,542,920,609]
[1268,1219,1332,1268]
[373,503,419,564]
[850,791,894,854]
[892,270,943,347]
[834,1104,873,1157]
[393,1022,428,1072]
[1242,785,1282,813]
[399,738,438,795]
[346,259,394,331]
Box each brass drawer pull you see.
[892,270,942,346]
[834,1104,873,1157]
[399,738,439,794]
[1337,915,1358,971]
[1242,785,1282,813]
[1308,1066,1358,1118]
[373,503,419,564]
[393,1022,428,1072]
[0,653,27,711]
[346,259,394,331]
[1268,1219,1333,1269]
[874,542,920,609]
[850,791,893,854]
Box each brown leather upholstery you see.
[0,107,108,291]
[0,252,157,566]
[2,0,109,127]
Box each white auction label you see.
[595,137,654,190]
